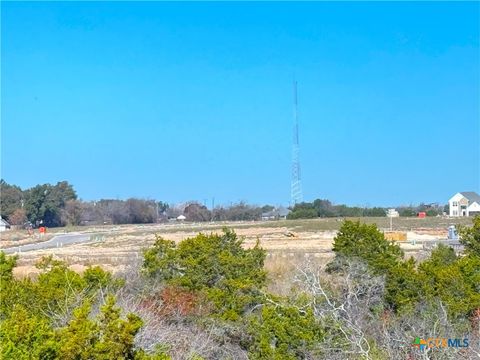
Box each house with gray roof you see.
[261,207,290,220]
[448,191,480,217]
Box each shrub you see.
[419,246,480,318]
[331,220,403,274]
[459,216,480,257]
[247,304,323,359]
[143,229,266,320]
[0,306,58,359]
[0,251,17,283]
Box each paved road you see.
[2,233,92,254]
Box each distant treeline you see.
[0,180,273,227]
[288,199,446,219]
[0,179,164,227]
[0,180,447,227]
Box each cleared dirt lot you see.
[4,216,472,278]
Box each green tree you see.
[331,220,403,274]
[0,179,24,221]
[261,205,275,213]
[0,252,167,359]
[384,258,422,311]
[143,229,266,319]
[247,304,323,359]
[0,251,17,283]
[0,298,167,360]
[24,181,77,227]
[363,207,387,217]
[0,306,58,359]
[287,208,318,219]
[0,255,120,322]
[418,245,480,318]
[57,296,152,360]
[329,221,428,313]
[0,254,37,320]
[459,216,480,256]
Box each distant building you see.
[386,209,399,217]
[0,218,11,232]
[261,207,290,221]
[449,192,480,217]
[176,214,186,221]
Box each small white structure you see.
[176,214,186,221]
[0,218,11,232]
[449,192,480,217]
[386,209,399,217]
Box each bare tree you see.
[62,199,84,226]
[184,202,211,222]
[8,208,27,226]
[295,259,480,360]
[114,261,248,359]
[295,259,384,359]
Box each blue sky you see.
[1,2,479,207]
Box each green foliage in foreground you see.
[143,230,328,357]
[2,219,480,359]
[0,251,17,283]
[1,255,123,322]
[247,304,323,360]
[143,228,267,320]
[0,297,165,360]
[331,220,480,318]
[459,215,480,257]
[0,254,169,360]
[331,220,404,273]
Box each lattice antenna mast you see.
[291,81,303,205]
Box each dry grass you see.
[5,216,472,279]
[264,251,333,295]
[247,216,472,232]
[0,229,55,248]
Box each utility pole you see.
[211,197,215,222]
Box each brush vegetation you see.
[1,218,479,359]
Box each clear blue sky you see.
[1,2,479,207]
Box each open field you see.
[3,216,472,278]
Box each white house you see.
[0,218,11,232]
[449,192,480,217]
[386,209,399,217]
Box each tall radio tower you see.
[291,81,303,205]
